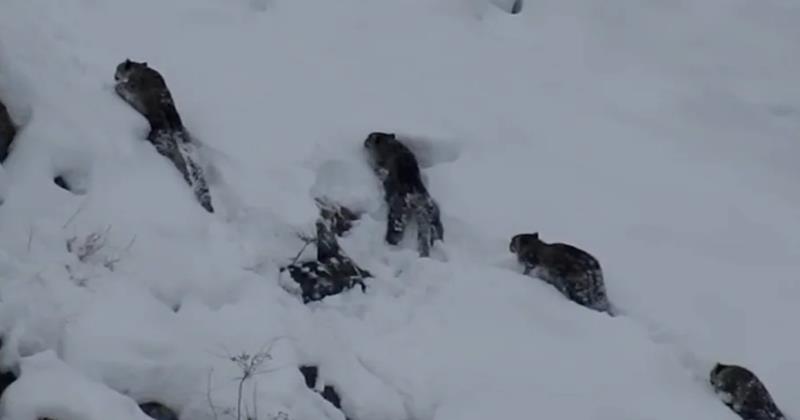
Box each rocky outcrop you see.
[279,219,370,303]
[298,365,349,420]
[0,98,17,163]
[138,402,179,420]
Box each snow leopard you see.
[509,232,611,314]
[280,219,370,303]
[114,59,213,213]
[363,131,444,257]
[114,59,183,132]
[710,363,786,420]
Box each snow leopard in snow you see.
[710,363,786,420]
[280,218,370,303]
[363,131,444,257]
[114,59,213,213]
[509,232,611,314]
[114,59,183,132]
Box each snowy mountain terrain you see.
[0,0,798,419]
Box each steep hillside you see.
[0,0,797,419]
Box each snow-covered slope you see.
[0,0,798,419]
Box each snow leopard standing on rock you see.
[363,132,444,257]
[710,363,786,420]
[114,59,213,213]
[509,232,611,314]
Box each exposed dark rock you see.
[53,175,69,191]
[53,172,88,195]
[0,338,17,401]
[280,219,369,304]
[298,365,347,417]
[299,365,318,389]
[139,401,179,420]
[0,369,16,399]
[490,0,523,14]
[0,98,17,163]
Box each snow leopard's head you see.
[114,58,148,83]
[509,232,540,254]
[364,131,397,153]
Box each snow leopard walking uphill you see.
[509,232,612,314]
[710,363,787,420]
[114,59,213,213]
[363,132,444,257]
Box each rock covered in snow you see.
[138,402,178,420]
[280,219,370,303]
[0,97,16,163]
[0,350,152,420]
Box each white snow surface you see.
[0,0,798,419]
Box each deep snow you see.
[0,0,798,419]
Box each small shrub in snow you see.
[230,351,271,420]
[207,342,289,420]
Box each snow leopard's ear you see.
[710,363,727,378]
